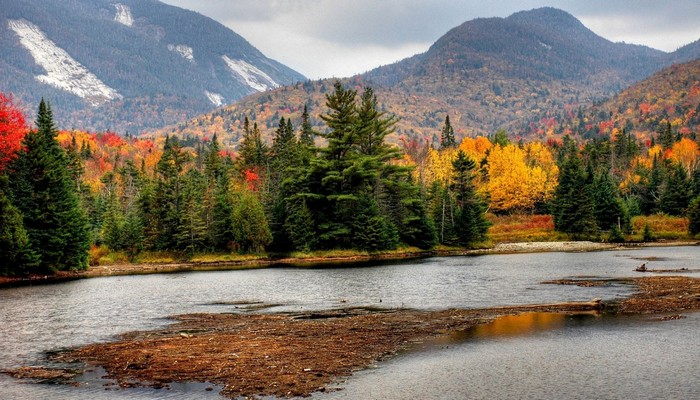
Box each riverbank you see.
[1,240,696,288]
[5,275,699,398]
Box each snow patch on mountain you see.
[222,55,278,92]
[168,44,194,63]
[8,19,122,106]
[204,91,224,107]
[114,4,134,27]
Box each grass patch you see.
[630,215,690,241]
[487,214,564,243]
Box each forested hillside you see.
[537,59,700,141]
[2,76,699,274]
[0,0,305,133]
[158,8,700,149]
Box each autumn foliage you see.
[0,93,28,171]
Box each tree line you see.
[1,82,700,276]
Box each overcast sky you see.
[160,0,700,80]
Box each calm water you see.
[0,246,698,399]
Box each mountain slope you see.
[0,0,305,133]
[159,7,699,148]
[553,59,700,140]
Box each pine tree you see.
[0,175,37,274]
[440,115,456,149]
[299,104,315,150]
[238,118,268,171]
[8,99,90,271]
[146,135,189,250]
[450,151,490,246]
[553,143,598,238]
[284,197,316,252]
[688,196,700,236]
[593,171,627,232]
[660,163,692,216]
[231,189,272,253]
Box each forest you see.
[1,82,700,276]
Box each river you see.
[0,246,698,399]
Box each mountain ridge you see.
[0,0,305,133]
[157,7,699,148]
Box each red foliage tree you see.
[0,93,28,171]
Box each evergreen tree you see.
[284,197,316,252]
[209,173,235,251]
[440,115,457,149]
[177,170,207,254]
[691,167,700,198]
[492,129,510,147]
[450,151,490,246]
[553,143,598,238]
[299,104,316,150]
[593,171,627,232]
[660,163,692,216]
[658,121,675,150]
[688,196,700,236]
[640,155,664,215]
[8,100,90,271]
[238,117,268,171]
[0,175,37,274]
[231,189,272,253]
[145,135,189,250]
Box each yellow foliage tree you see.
[486,143,557,213]
[668,138,699,174]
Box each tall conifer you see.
[9,99,90,271]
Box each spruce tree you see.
[688,196,700,236]
[440,115,457,149]
[593,171,627,232]
[231,189,272,253]
[451,151,490,246]
[0,175,37,274]
[660,163,692,216]
[9,100,90,271]
[553,143,598,238]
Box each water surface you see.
[0,246,698,399]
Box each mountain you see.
[157,7,700,148]
[0,0,305,133]
[551,59,700,141]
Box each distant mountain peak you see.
[0,0,305,132]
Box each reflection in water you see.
[470,312,568,338]
[319,312,700,400]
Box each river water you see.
[0,246,698,399]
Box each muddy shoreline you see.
[5,276,699,399]
[1,240,696,288]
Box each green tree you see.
[177,170,207,254]
[232,189,272,253]
[0,176,37,274]
[238,117,268,170]
[144,136,189,250]
[450,150,490,246]
[284,197,316,252]
[593,171,628,232]
[660,163,692,216]
[9,100,90,271]
[440,115,456,149]
[553,143,598,238]
[688,196,700,236]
